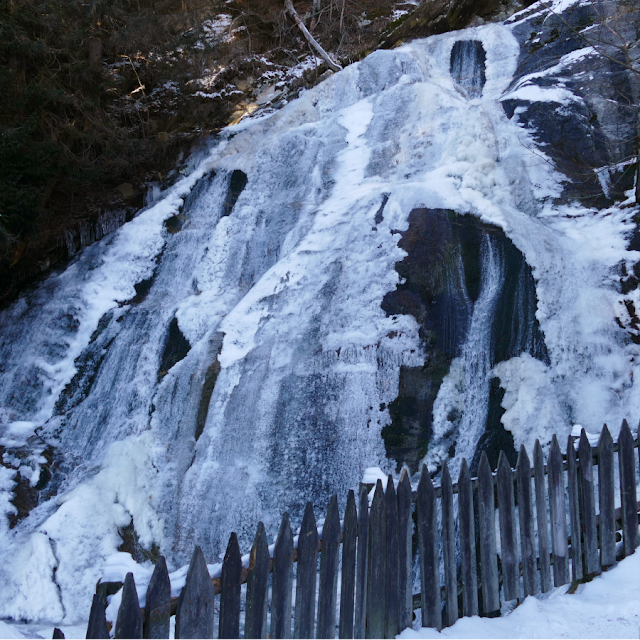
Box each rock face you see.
[0,0,638,625]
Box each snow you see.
[399,550,640,639]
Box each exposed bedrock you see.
[381,208,547,473]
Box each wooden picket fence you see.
[82,421,640,640]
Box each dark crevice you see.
[450,40,486,99]
[221,170,248,218]
[194,335,224,441]
[158,317,191,381]
[374,193,390,225]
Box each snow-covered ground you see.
[400,551,640,639]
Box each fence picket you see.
[566,436,583,582]
[339,491,357,639]
[53,629,65,639]
[366,480,386,639]
[533,440,552,593]
[219,533,242,639]
[318,495,341,639]
[478,452,499,616]
[516,445,537,598]
[384,476,400,638]
[397,469,413,632]
[458,459,478,617]
[597,426,616,568]
[271,513,294,640]
[354,485,369,639]
[548,436,568,586]
[578,429,600,576]
[295,503,318,640]
[86,593,109,639]
[175,546,215,639]
[115,573,143,639]
[618,420,638,557]
[144,556,171,639]
[441,462,458,627]
[417,464,441,630]
[245,522,270,640]
[497,451,519,602]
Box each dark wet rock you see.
[221,170,248,218]
[450,40,487,99]
[381,209,545,471]
[158,317,191,381]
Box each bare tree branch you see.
[285,0,343,72]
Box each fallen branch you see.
[284,0,342,72]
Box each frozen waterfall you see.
[0,17,637,625]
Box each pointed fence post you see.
[417,464,441,630]
[354,485,369,639]
[175,546,215,639]
[566,436,583,582]
[52,629,65,639]
[441,462,458,627]
[516,445,538,598]
[548,436,568,587]
[271,513,294,640]
[384,476,400,638]
[397,469,413,633]
[578,429,600,576]
[366,480,386,639]
[115,573,143,639]
[245,522,270,639]
[144,556,171,639]
[618,420,638,557]
[597,426,616,569]
[339,491,357,639]
[295,503,318,640]
[458,459,478,617]
[318,495,341,639]
[86,594,110,639]
[477,452,499,616]
[533,440,552,593]
[219,533,242,639]
[497,451,519,602]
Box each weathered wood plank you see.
[597,425,616,569]
[355,484,369,640]
[578,429,600,576]
[115,572,143,639]
[477,451,499,616]
[175,547,215,639]
[339,491,357,640]
[271,513,294,640]
[245,522,270,640]
[219,533,242,639]
[417,464,441,630]
[516,445,538,598]
[533,440,552,593]
[458,459,478,617]
[52,629,65,639]
[497,451,519,602]
[548,435,568,587]
[86,594,110,639]
[397,469,413,633]
[566,436,583,582]
[366,480,386,639]
[295,503,318,640]
[318,494,341,639]
[618,420,638,557]
[441,462,458,627]
[385,476,400,638]
[144,556,171,639]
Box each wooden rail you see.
[85,421,640,639]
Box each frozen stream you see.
[0,15,638,623]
